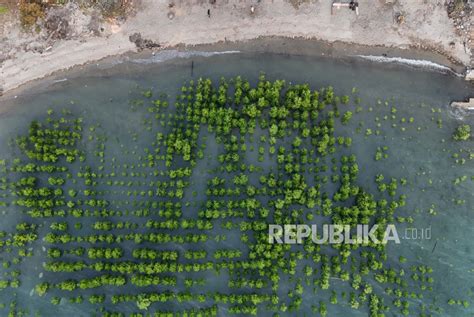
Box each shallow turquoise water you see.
[0,51,473,316]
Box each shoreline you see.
[1,0,472,97]
[0,36,470,100]
[190,37,468,73]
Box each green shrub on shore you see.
[0,5,8,14]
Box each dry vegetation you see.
[12,0,131,30]
[19,1,44,29]
[287,0,312,9]
[447,0,469,17]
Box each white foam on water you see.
[354,55,459,75]
[128,50,241,64]
[448,106,474,121]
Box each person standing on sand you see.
[349,1,359,11]
[207,9,211,18]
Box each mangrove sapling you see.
[453,124,471,141]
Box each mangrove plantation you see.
[0,67,472,317]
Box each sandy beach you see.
[0,0,472,94]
